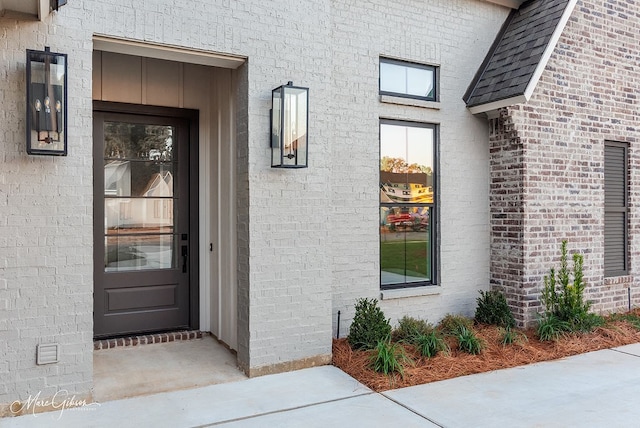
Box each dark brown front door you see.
[93,103,198,338]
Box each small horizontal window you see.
[380,58,437,101]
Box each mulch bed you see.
[332,316,640,392]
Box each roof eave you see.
[467,0,579,116]
[467,94,529,115]
[483,0,527,9]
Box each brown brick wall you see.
[489,109,529,325]
[490,0,640,326]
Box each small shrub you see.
[348,298,392,350]
[609,312,640,330]
[475,290,515,328]
[629,318,640,330]
[539,240,602,333]
[415,331,450,358]
[499,326,527,346]
[438,314,473,335]
[537,314,570,341]
[370,339,412,376]
[456,326,484,355]
[574,312,605,332]
[627,315,640,330]
[393,316,433,343]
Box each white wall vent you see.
[36,343,60,365]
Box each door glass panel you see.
[105,235,174,271]
[103,121,177,272]
[104,161,174,197]
[105,198,174,234]
[104,122,174,161]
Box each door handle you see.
[181,245,188,273]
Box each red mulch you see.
[332,316,640,392]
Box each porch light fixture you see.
[270,81,308,168]
[51,0,68,11]
[26,47,67,156]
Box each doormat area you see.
[94,331,208,350]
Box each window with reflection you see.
[103,122,176,271]
[380,58,437,101]
[380,121,436,288]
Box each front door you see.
[93,103,198,338]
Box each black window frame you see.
[379,119,438,290]
[604,141,629,277]
[379,57,438,102]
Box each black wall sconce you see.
[26,47,67,156]
[271,81,308,168]
[51,0,68,11]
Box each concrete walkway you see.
[3,343,640,427]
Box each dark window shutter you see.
[604,142,628,277]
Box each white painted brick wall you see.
[1,0,512,410]
[329,0,509,336]
[0,5,94,414]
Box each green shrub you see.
[574,312,605,332]
[499,326,527,346]
[537,314,570,341]
[625,315,640,330]
[456,326,484,355]
[539,240,603,337]
[415,331,450,358]
[393,316,433,343]
[609,312,640,330]
[475,290,515,328]
[348,298,392,350]
[628,317,640,330]
[438,314,473,336]
[370,339,412,376]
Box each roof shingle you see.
[464,0,572,109]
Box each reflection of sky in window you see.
[381,124,433,168]
[380,62,434,98]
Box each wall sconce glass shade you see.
[26,47,67,156]
[271,82,308,168]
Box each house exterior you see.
[467,0,640,323]
[1,0,638,416]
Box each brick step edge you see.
[94,331,208,350]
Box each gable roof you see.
[464,0,577,114]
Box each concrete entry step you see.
[93,334,246,402]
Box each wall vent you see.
[36,343,60,365]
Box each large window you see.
[604,141,628,276]
[380,58,437,101]
[380,121,436,288]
